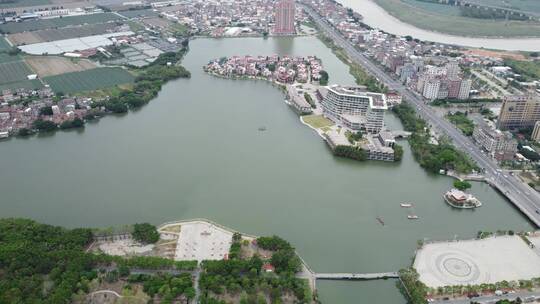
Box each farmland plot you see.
[43,67,135,93]
[0,60,34,85]
[25,56,97,77]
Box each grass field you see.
[43,67,135,94]
[0,37,10,51]
[0,13,123,34]
[0,60,34,85]
[0,0,50,9]
[373,0,540,37]
[0,79,43,92]
[302,114,334,129]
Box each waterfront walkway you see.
[315,272,399,280]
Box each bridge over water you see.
[315,272,399,281]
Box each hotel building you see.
[322,85,387,134]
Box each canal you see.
[0,37,534,303]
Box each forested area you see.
[0,218,196,303]
[91,49,191,114]
[199,235,311,304]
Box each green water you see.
[0,37,533,303]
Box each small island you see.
[443,188,482,209]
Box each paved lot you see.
[414,236,540,288]
[174,221,233,262]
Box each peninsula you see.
[0,218,317,304]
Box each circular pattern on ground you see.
[442,258,472,277]
[433,252,482,285]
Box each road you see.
[302,4,540,227]
[432,291,540,304]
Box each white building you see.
[472,122,517,161]
[445,59,460,79]
[423,79,440,100]
[458,79,472,100]
[322,85,387,133]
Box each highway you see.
[302,4,540,227]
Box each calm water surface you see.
[337,0,540,51]
[0,37,533,303]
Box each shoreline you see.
[371,0,540,40]
[336,0,540,51]
[157,218,318,291]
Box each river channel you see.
[0,37,534,303]
[337,0,540,51]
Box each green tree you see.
[319,70,329,85]
[132,223,160,244]
[32,119,57,131]
[453,180,472,191]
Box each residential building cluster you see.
[302,0,476,102]
[412,61,472,100]
[0,87,92,137]
[150,0,301,37]
[472,120,518,162]
[204,55,323,84]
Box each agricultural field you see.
[373,0,540,37]
[0,37,11,51]
[7,23,117,46]
[401,0,461,16]
[43,67,135,94]
[0,79,43,92]
[0,13,123,34]
[0,53,21,64]
[469,0,540,14]
[0,59,34,85]
[24,56,97,77]
[0,0,50,9]
[119,9,160,19]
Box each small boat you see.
[376,217,385,226]
[407,215,419,220]
[400,203,413,208]
[258,126,267,131]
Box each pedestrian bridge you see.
[315,272,399,280]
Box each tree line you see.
[393,103,478,174]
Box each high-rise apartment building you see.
[445,59,460,79]
[497,94,540,130]
[532,121,540,142]
[273,0,296,35]
[458,79,472,100]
